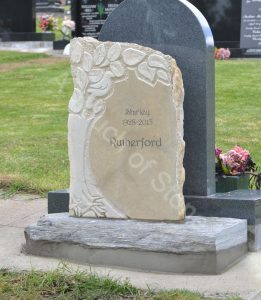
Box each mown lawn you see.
[0,51,48,64]
[0,268,242,300]
[0,52,260,194]
[0,52,71,194]
[215,60,261,165]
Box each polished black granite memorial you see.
[240,0,261,56]
[71,0,124,39]
[0,0,54,41]
[36,0,64,13]
[188,0,261,57]
[0,0,36,33]
[189,0,242,49]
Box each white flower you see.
[62,19,75,31]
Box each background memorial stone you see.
[0,0,54,42]
[240,0,261,49]
[99,0,215,197]
[0,0,36,34]
[68,37,186,221]
[189,0,242,49]
[36,0,64,13]
[71,0,124,39]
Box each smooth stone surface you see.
[68,37,185,221]
[99,0,215,197]
[24,213,248,274]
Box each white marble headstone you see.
[68,37,185,221]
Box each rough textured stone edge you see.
[23,214,247,274]
[24,214,247,253]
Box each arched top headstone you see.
[100,0,216,197]
[100,0,214,52]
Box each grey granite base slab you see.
[24,214,247,274]
[185,190,261,251]
[47,189,261,251]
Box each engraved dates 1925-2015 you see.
[122,118,153,126]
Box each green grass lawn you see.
[0,52,260,194]
[0,51,48,64]
[0,268,241,300]
[215,60,261,165]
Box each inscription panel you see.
[74,0,124,38]
[68,38,186,221]
[240,0,261,49]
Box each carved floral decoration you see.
[69,38,173,218]
[69,38,172,119]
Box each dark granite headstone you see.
[189,0,242,49]
[71,0,124,38]
[36,0,64,13]
[99,0,215,197]
[0,0,54,41]
[0,0,36,33]
[240,0,261,49]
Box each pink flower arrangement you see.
[216,146,250,175]
[215,146,260,189]
[215,48,231,60]
[38,15,57,32]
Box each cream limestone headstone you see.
[68,37,185,221]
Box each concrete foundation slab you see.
[24,213,247,274]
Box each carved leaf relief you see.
[137,62,156,83]
[93,43,106,66]
[76,67,88,91]
[110,61,125,78]
[82,52,93,72]
[122,48,146,65]
[70,40,82,64]
[107,43,121,62]
[148,54,169,70]
[157,69,170,84]
[69,88,84,113]
[89,69,104,84]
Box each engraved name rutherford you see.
[110,137,162,149]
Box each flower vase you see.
[53,39,70,50]
[216,174,250,193]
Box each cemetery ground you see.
[0,51,260,300]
